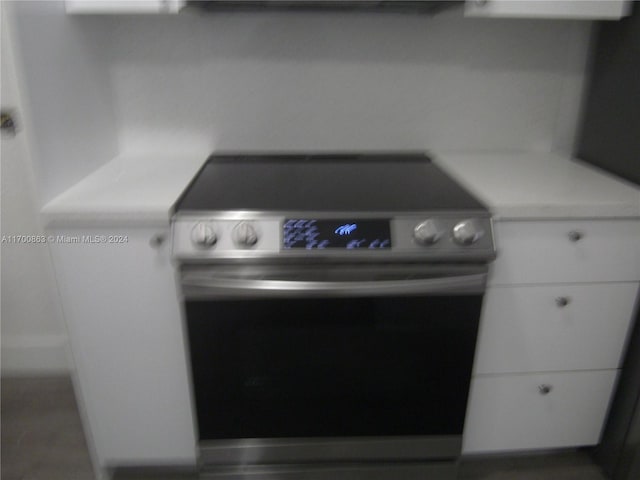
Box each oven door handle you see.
[181,272,487,298]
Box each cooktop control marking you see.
[335,223,357,236]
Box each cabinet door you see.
[65,0,184,14]
[490,220,640,285]
[475,283,639,374]
[463,370,618,453]
[49,228,196,467]
[465,0,631,20]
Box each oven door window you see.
[186,295,482,440]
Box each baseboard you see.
[1,334,70,376]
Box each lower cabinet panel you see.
[49,228,197,466]
[474,283,639,374]
[462,370,618,453]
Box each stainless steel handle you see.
[568,230,584,242]
[182,272,487,299]
[555,296,571,308]
[538,384,553,395]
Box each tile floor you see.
[1,376,610,480]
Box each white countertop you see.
[436,152,640,220]
[41,151,640,227]
[41,153,207,227]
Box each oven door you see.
[181,264,486,464]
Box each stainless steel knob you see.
[232,221,259,248]
[413,219,445,246]
[555,296,571,308]
[568,230,584,242]
[191,222,217,248]
[538,384,553,395]
[452,219,485,246]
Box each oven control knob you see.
[191,222,217,248]
[233,221,259,248]
[413,219,445,246]
[452,219,485,246]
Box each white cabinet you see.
[465,0,631,20]
[48,227,196,469]
[475,283,639,374]
[65,0,631,18]
[65,0,185,14]
[464,219,640,454]
[463,370,619,452]
[490,220,640,285]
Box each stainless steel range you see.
[172,153,495,480]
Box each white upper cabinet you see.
[465,0,631,20]
[65,0,185,14]
[65,1,631,18]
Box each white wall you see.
[1,0,125,374]
[9,0,118,205]
[1,6,68,375]
[107,9,591,155]
[7,4,594,198]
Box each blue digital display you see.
[334,223,357,236]
[284,219,391,250]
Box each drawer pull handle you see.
[555,296,571,307]
[568,230,584,242]
[538,384,553,395]
[149,234,166,248]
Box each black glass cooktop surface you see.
[175,153,488,213]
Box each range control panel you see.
[172,214,495,262]
[283,219,392,250]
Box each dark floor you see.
[1,376,610,480]
[1,376,95,480]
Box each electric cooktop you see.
[172,153,494,261]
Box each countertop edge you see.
[40,151,640,225]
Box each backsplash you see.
[107,10,591,154]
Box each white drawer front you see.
[490,220,640,285]
[462,370,618,454]
[475,283,639,374]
